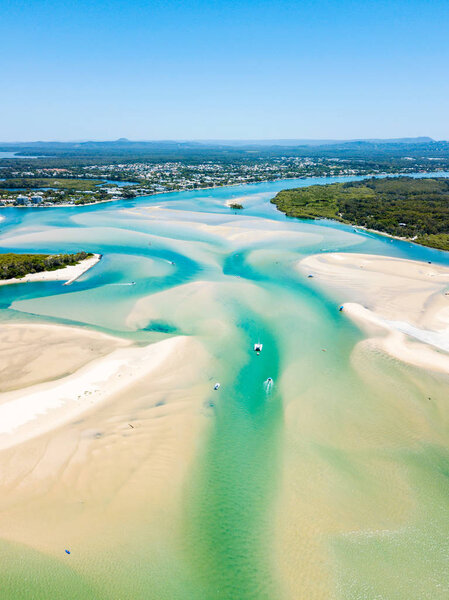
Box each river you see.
[0,174,448,599]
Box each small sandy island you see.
[299,253,449,373]
[0,253,101,286]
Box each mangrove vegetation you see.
[271,177,449,250]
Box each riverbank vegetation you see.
[0,178,103,191]
[271,177,449,251]
[2,138,449,208]
[0,177,119,206]
[0,252,93,280]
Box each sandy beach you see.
[0,253,101,286]
[0,326,193,451]
[299,252,449,372]
[0,323,129,393]
[0,320,210,590]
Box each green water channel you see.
[0,175,448,599]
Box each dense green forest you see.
[0,251,93,280]
[271,177,449,250]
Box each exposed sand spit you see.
[299,253,449,373]
[0,329,211,578]
[0,323,128,393]
[0,254,101,286]
[0,329,195,450]
[124,205,323,247]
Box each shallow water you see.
[1,175,449,599]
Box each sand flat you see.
[299,252,449,372]
[0,322,129,392]
[0,331,211,579]
[2,184,449,598]
[124,205,323,247]
[0,332,189,451]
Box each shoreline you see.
[342,223,445,252]
[1,169,448,211]
[292,216,448,254]
[0,253,101,286]
[299,252,449,373]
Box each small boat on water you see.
[214,383,220,390]
[264,377,274,393]
[254,343,263,354]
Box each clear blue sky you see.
[1,0,449,141]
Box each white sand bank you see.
[0,334,186,450]
[123,205,324,247]
[0,253,101,286]
[344,303,449,373]
[199,221,320,246]
[0,329,211,562]
[299,253,449,372]
[0,322,129,392]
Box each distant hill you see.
[195,137,434,147]
[0,137,448,163]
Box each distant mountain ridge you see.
[0,137,436,147]
[193,137,435,147]
[1,137,448,162]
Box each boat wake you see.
[264,377,274,394]
[109,282,136,286]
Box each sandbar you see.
[0,331,189,450]
[299,252,449,372]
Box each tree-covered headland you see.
[0,251,93,280]
[271,177,449,251]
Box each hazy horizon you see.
[0,136,444,145]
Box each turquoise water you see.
[1,174,449,599]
